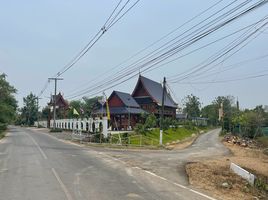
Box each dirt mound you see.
[185,142,268,200]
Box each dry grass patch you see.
[186,142,268,200]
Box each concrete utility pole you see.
[48,77,63,129]
[159,77,166,145]
[128,98,130,130]
[35,97,42,127]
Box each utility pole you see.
[48,77,63,129]
[35,97,42,127]
[159,77,166,145]
[128,98,131,130]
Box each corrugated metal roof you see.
[113,91,140,108]
[139,76,177,108]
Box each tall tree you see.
[201,104,218,126]
[41,106,50,120]
[82,96,102,117]
[213,95,236,131]
[67,96,102,118]
[20,93,38,126]
[183,94,201,118]
[0,74,17,131]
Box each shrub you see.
[50,128,62,133]
[134,123,147,135]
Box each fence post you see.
[80,130,82,144]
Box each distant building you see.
[47,93,69,128]
[176,113,187,121]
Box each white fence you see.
[35,117,108,138]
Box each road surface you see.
[0,126,227,200]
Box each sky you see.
[0,0,268,110]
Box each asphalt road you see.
[0,126,227,200]
[102,128,230,185]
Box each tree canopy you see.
[17,93,38,126]
[0,74,17,131]
[183,94,201,118]
[66,96,102,118]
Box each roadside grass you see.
[0,131,6,140]
[257,136,268,148]
[112,127,204,146]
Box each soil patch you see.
[186,142,268,200]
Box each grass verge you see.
[111,127,205,146]
[0,131,6,140]
[257,136,268,148]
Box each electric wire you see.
[66,0,262,98]
[168,17,268,83]
[65,0,225,95]
[37,0,140,98]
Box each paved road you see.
[0,127,227,200]
[102,128,230,185]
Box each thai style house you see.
[107,91,145,130]
[132,75,177,118]
[47,93,69,128]
[93,75,177,131]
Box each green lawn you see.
[0,131,5,140]
[111,127,204,146]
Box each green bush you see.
[0,132,5,139]
[134,123,147,135]
[50,128,62,133]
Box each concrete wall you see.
[230,163,255,185]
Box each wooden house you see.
[47,93,69,127]
[93,91,146,130]
[132,75,177,118]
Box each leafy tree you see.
[213,95,237,131]
[134,123,146,135]
[234,105,267,138]
[144,114,157,129]
[67,96,102,118]
[161,117,174,131]
[183,94,201,118]
[41,106,50,120]
[67,100,82,118]
[82,96,102,117]
[0,74,17,131]
[201,104,218,126]
[19,93,38,126]
[134,114,157,135]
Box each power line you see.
[175,72,268,84]
[37,0,140,98]
[66,0,268,99]
[186,49,268,82]
[55,0,140,78]
[65,0,225,95]
[168,16,268,83]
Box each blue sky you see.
[0,0,268,109]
